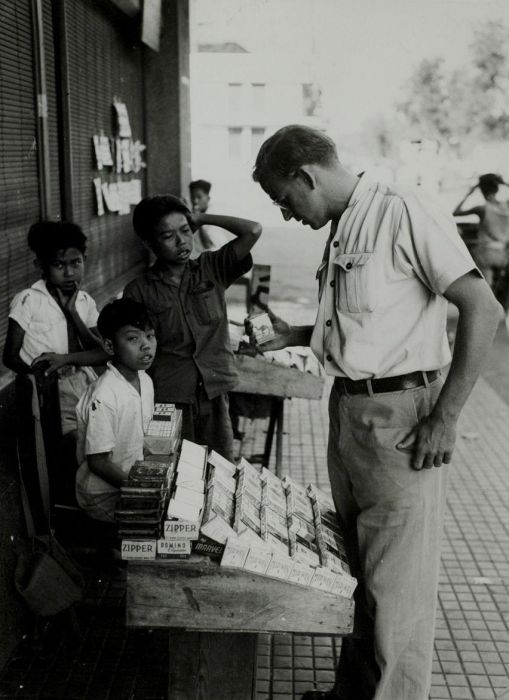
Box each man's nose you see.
[281,208,293,222]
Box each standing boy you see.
[189,179,229,257]
[123,195,261,461]
[75,299,156,522]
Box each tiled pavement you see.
[1,368,508,698]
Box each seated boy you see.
[75,299,156,522]
[124,195,262,461]
[3,221,107,437]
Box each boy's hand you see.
[32,353,69,376]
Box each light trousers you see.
[328,376,448,700]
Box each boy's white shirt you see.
[9,279,99,364]
[75,362,154,502]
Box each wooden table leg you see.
[262,397,278,468]
[168,631,257,699]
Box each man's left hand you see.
[397,412,457,470]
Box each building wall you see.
[0,0,190,671]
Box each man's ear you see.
[103,338,115,356]
[295,165,316,190]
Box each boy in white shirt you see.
[75,299,157,522]
[3,221,107,437]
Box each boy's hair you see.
[132,195,190,242]
[189,179,211,195]
[27,221,87,263]
[478,173,504,198]
[252,125,338,189]
[97,299,153,342]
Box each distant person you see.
[189,179,230,257]
[3,221,106,438]
[75,299,156,522]
[453,173,509,291]
[123,195,262,461]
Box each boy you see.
[189,179,229,256]
[3,221,107,436]
[123,195,262,461]
[75,299,157,522]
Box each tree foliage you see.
[399,19,509,151]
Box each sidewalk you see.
[0,374,508,699]
[244,375,509,700]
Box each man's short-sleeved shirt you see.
[75,363,154,505]
[123,242,252,403]
[9,280,98,365]
[311,173,478,380]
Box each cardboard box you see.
[157,538,191,558]
[220,538,249,569]
[207,450,237,477]
[265,555,294,581]
[243,546,272,575]
[200,515,237,545]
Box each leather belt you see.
[334,370,441,396]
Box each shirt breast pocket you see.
[191,281,221,325]
[332,251,377,313]
[149,302,181,346]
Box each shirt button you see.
[333,241,339,248]
[346,262,352,270]
[326,355,332,361]
[326,320,332,327]
[330,280,335,287]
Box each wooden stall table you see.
[127,555,354,700]
[232,354,325,476]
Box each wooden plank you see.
[234,355,324,400]
[168,631,256,700]
[127,559,354,635]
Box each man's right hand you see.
[246,309,292,352]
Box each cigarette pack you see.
[119,494,164,510]
[260,505,289,541]
[166,498,202,523]
[192,534,225,560]
[238,456,257,470]
[114,508,163,523]
[164,520,200,540]
[330,571,357,599]
[173,485,205,509]
[312,500,339,531]
[118,523,162,537]
[287,513,316,543]
[262,532,290,556]
[128,460,174,488]
[201,483,235,524]
[121,539,157,560]
[236,482,262,509]
[265,555,294,581]
[157,538,191,559]
[178,440,207,473]
[220,538,249,569]
[175,473,205,493]
[310,566,337,593]
[243,546,272,575]
[236,529,267,548]
[261,481,287,512]
[288,561,315,587]
[207,466,236,495]
[207,450,237,477]
[153,402,176,420]
[320,549,350,575]
[260,467,284,488]
[286,486,314,524]
[248,312,276,345]
[200,515,237,545]
[291,541,321,568]
[233,498,261,535]
[307,484,335,510]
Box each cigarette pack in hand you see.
[248,312,276,345]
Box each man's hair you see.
[97,299,153,342]
[132,195,190,242]
[478,173,504,198]
[189,179,211,195]
[252,125,338,188]
[27,221,87,263]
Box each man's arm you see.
[249,311,314,351]
[194,213,262,259]
[399,271,503,470]
[32,347,110,375]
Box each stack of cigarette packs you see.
[118,458,175,560]
[144,403,182,456]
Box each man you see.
[251,125,502,700]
